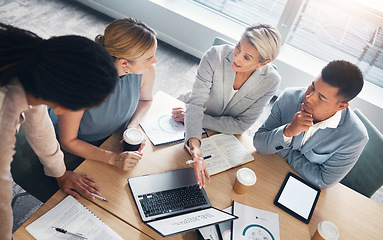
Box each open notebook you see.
[185,134,254,175]
[26,195,123,239]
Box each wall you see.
[76,0,243,57]
[77,0,383,133]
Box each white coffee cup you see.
[123,128,144,151]
[233,168,257,194]
[312,221,339,240]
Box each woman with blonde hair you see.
[173,23,282,188]
[51,17,157,171]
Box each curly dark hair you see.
[0,23,118,110]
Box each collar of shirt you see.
[314,110,342,130]
[301,110,342,147]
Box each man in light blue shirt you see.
[253,60,368,189]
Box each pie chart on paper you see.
[158,114,184,134]
[242,224,275,240]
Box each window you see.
[190,0,383,88]
[286,0,383,88]
[192,0,288,27]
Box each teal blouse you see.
[50,73,142,142]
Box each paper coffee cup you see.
[123,128,144,151]
[312,221,339,240]
[233,168,256,194]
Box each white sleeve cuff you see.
[283,133,293,147]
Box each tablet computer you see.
[274,172,321,224]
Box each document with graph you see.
[140,90,189,146]
[140,111,186,145]
[232,201,280,240]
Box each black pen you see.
[186,154,215,164]
[52,227,87,239]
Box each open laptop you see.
[129,167,211,222]
[128,167,237,237]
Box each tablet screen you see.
[274,172,321,224]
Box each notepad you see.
[185,134,255,175]
[139,91,188,146]
[26,195,123,240]
[140,112,185,145]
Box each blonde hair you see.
[95,18,156,62]
[242,23,281,63]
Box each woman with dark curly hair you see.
[0,23,118,238]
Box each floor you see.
[2,0,382,234]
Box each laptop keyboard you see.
[138,185,208,217]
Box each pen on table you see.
[90,192,109,202]
[52,227,87,239]
[186,154,215,164]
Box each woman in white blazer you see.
[173,23,282,187]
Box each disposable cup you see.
[123,128,144,151]
[311,221,339,240]
[233,168,256,194]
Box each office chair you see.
[212,37,234,46]
[340,108,383,198]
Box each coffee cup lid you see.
[318,221,339,240]
[236,168,256,186]
[123,128,144,145]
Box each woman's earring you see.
[124,67,130,74]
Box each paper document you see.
[140,112,185,145]
[198,205,233,240]
[217,206,233,240]
[232,201,280,240]
[26,195,123,240]
[147,207,236,237]
[198,224,221,240]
